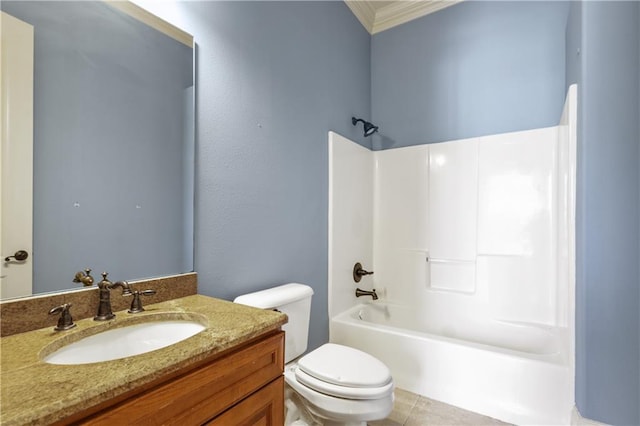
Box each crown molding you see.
[344,0,377,34]
[105,1,193,47]
[345,0,463,35]
[373,0,463,34]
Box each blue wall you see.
[147,1,371,352]
[371,1,570,149]
[569,2,640,424]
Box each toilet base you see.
[285,385,368,426]
[285,386,322,426]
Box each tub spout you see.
[355,288,378,300]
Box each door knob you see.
[4,250,29,262]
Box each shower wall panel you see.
[427,139,478,293]
[373,145,429,304]
[328,131,373,318]
[371,126,566,326]
[477,127,560,326]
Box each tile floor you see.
[369,388,510,426]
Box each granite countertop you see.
[0,294,287,426]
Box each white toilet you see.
[234,283,394,426]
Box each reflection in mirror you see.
[0,1,194,299]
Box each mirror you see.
[1,1,194,299]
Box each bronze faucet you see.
[355,288,378,300]
[73,268,94,286]
[94,272,132,321]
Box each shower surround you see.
[328,86,576,425]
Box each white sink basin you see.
[43,320,206,365]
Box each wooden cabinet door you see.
[205,377,284,426]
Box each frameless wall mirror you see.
[1,1,195,299]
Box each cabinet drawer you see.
[205,376,284,426]
[82,331,284,425]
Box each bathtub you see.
[330,303,573,425]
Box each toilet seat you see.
[295,367,394,400]
[298,343,392,388]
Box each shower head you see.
[352,117,379,137]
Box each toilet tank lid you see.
[233,283,314,309]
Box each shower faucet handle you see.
[353,262,374,283]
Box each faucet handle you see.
[48,303,77,331]
[127,289,157,314]
[73,268,94,286]
[97,271,112,288]
[353,262,374,283]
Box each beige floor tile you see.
[369,388,420,426]
[368,419,404,426]
[377,389,510,426]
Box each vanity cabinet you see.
[65,331,284,425]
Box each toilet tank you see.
[234,283,314,363]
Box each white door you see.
[1,11,34,299]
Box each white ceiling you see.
[344,0,463,34]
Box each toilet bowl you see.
[234,284,395,425]
[284,344,394,424]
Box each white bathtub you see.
[330,303,573,425]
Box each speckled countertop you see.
[0,294,287,426]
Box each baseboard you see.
[571,406,609,426]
